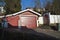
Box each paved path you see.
[0,28,60,40]
[34,28,60,39]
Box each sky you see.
[21,0,35,10]
[0,0,52,10]
[21,0,53,10]
[0,0,5,6]
[21,0,47,10]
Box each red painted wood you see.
[7,15,19,27]
[6,11,38,28]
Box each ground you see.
[35,28,60,39]
[0,27,60,40]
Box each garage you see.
[1,9,41,29]
[19,15,37,29]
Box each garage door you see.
[20,15,37,29]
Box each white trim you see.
[0,9,41,18]
[12,9,41,16]
[37,20,39,27]
[18,19,21,28]
[6,14,13,17]
[0,16,4,18]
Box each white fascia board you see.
[0,9,41,17]
[0,16,4,18]
[28,9,41,16]
[12,9,41,16]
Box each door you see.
[20,15,37,29]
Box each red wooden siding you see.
[7,15,19,27]
[6,11,38,29]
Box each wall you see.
[38,17,43,24]
[49,15,60,24]
[7,15,19,27]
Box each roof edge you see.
[0,9,41,18]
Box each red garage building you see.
[6,9,41,29]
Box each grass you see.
[0,27,2,29]
[38,24,51,29]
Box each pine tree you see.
[45,1,53,12]
[52,0,60,15]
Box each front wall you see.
[7,11,38,28]
[19,11,38,29]
[7,15,19,27]
[20,11,38,17]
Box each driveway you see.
[0,28,60,40]
[34,28,60,39]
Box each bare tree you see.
[33,0,41,13]
[34,0,41,8]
